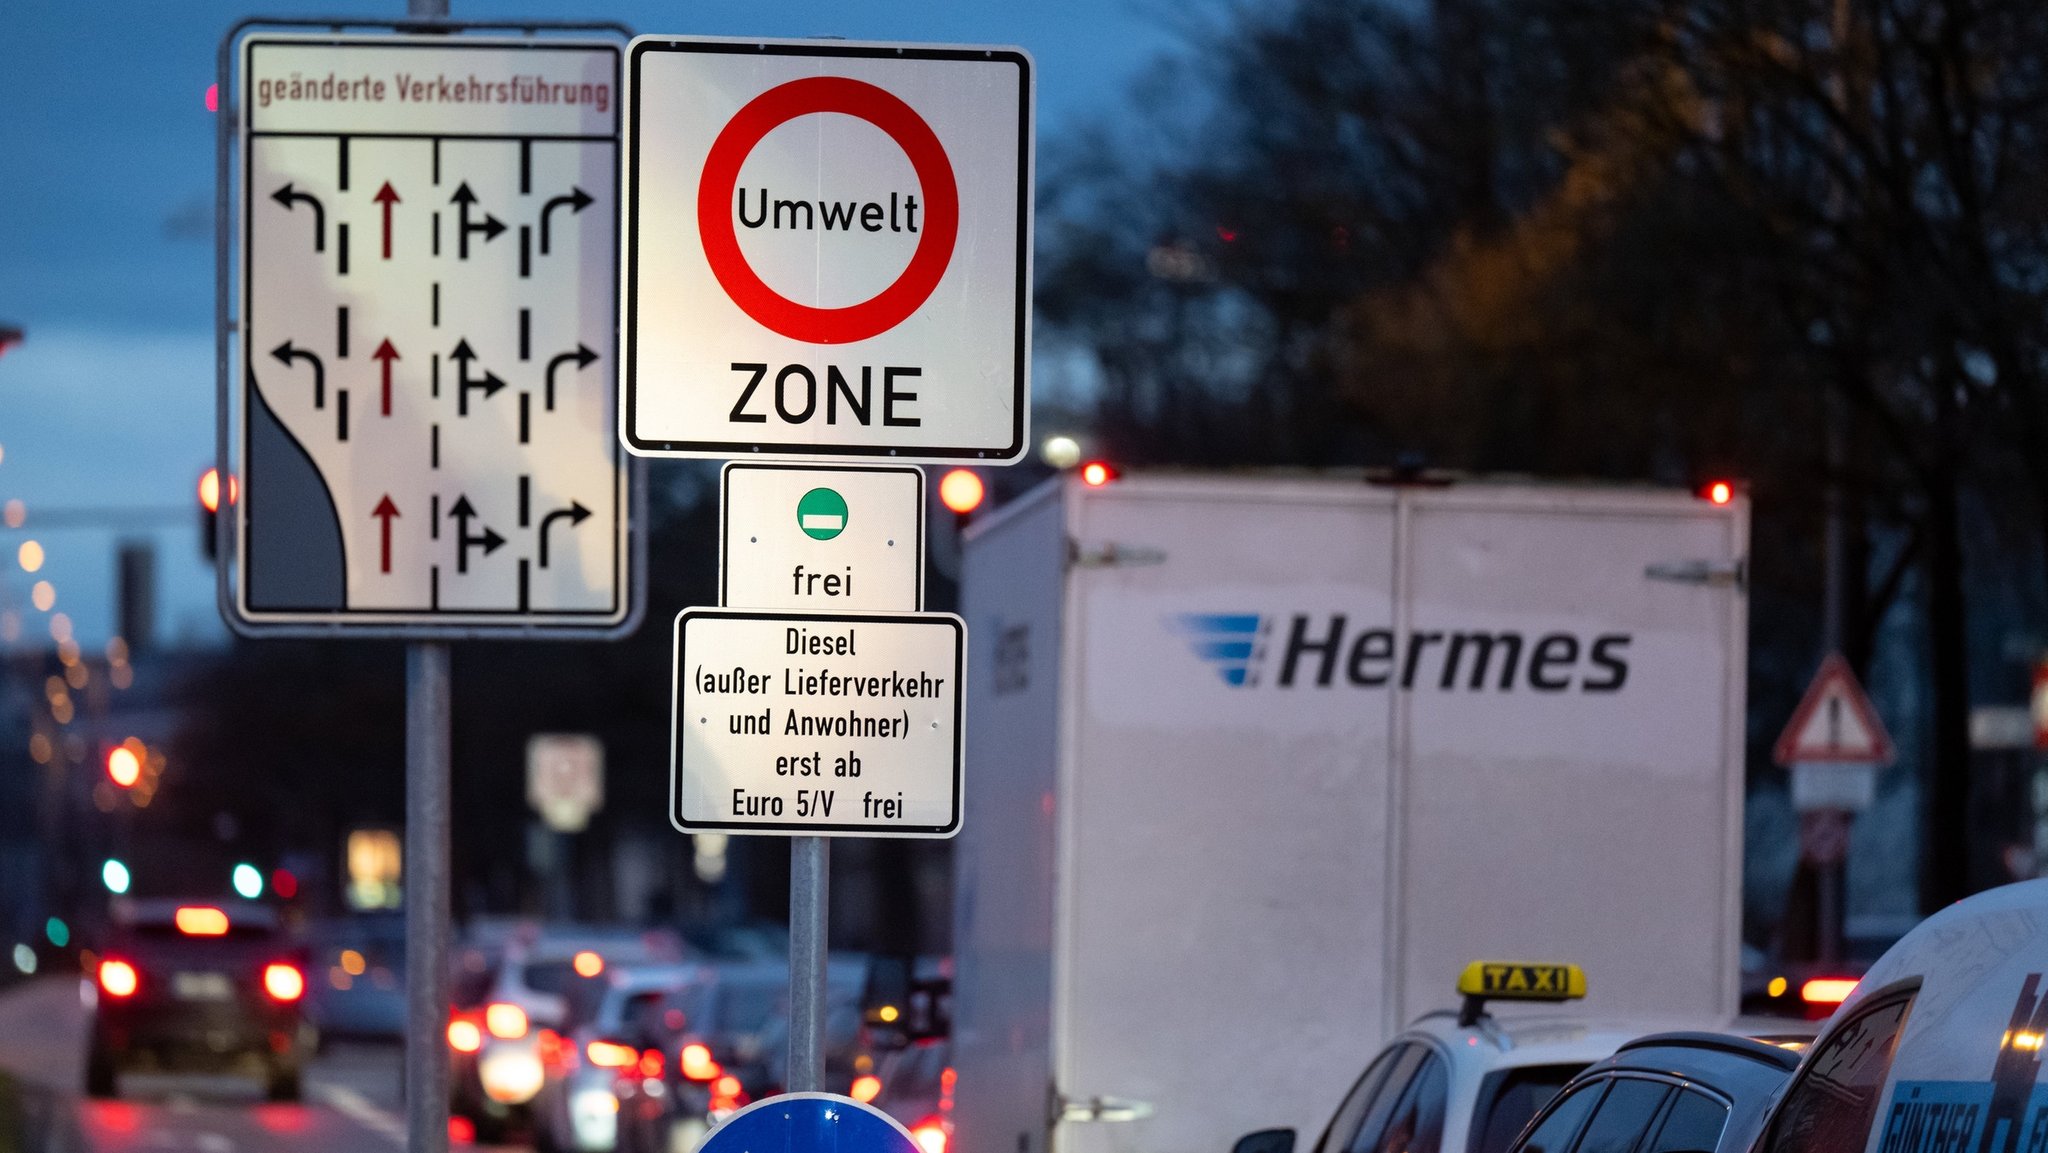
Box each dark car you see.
[1510,1034,1802,1153]
[86,899,311,1100]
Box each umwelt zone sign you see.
[622,38,1033,463]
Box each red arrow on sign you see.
[372,339,400,415]
[373,182,401,260]
[370,495,400,573]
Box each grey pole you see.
[787,836,830,1092]
[405,642,453,1153]
[399,6,449,1148]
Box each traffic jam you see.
[4,5,2047,1153]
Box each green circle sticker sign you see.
[797,488,849,540]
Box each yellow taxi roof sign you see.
[1457,961,1587,1002]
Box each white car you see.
[1230,962,1814,1153]
[1747,877,2048,1153]
[531,961,714,1153]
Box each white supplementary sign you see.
[234,35,632,632]
[721,463,924,611]
[670,609,964,837]
[1774,652,1895,767]
[527,733,605,832]
[622,38,1034,463]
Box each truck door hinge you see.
[1069,540,1167,569]
[1056,1095,1156,1124]
[1644,558,1746,590]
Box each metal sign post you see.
[405,640,452,1153]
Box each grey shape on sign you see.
[246,373,345,610]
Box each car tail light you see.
[850,1074,882,1103]
[174,906,230,936]
[911,1116,949,1153]
[448,1115,477,1144]
[537,1028,566,1066]
[711,1074,745,1113]
[1080,461,1120,487]
[1801,978,1858,1005]
[485,1001,528,1040]
[680,1042,721,1081]
[262,963,305,1002]
[99,958,139,998]
[447,1019,483,1053]
[586,1040,638,1068]
[638,1049,664,1078]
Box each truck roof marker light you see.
[1702,480,1735,505]
[1080,461,1119,487]
[1801,977,1858,1005]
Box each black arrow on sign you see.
[450,183,506,259]
[537,501,592,568]
[538,187,594,255]
[446,495,506,574]
[543,345,599,410]
[449,339,506,416]
[270,340,326,408]
[271,183,326,252]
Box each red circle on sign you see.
[697,76,960,345]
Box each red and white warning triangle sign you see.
[1774,653,1894,767]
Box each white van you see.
[1747,877,2048,1153]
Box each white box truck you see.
[951,472,1749,1153]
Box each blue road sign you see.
[700,1094,922,1153]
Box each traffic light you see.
[231,863,264,900]
[197,469,236,560]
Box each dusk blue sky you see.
[0,0,1207,651]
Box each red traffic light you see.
[938,469,985,515]
[198,469,239,514]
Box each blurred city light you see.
[1041,435,1082,469]
[271,868,299,899]
[11,946,33,976]
[572,950,604,978]
[102,859,131,894]
[2,500,21,528]
[232,863,264,899]
[17,540,43,573]
[106,745,143,788]
[205,83,218,113]
[30,582,53,612]
[44,918,67,948]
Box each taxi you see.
[1744,877,2048,1153]
[1230,962,1810,1153]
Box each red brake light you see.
[447,1019,483,1053]
[638,1049,664,1078]
[263,963,305,1002]
[911,1117,949,1153]
[175,907,230,937]
[1701,480,1735,505]
[485,1002,528,1040]
[586,1040,638,1068]
[1080,462,1119,487]
[1801,977,1858,1005]
[851,1074,882,1102]
[680,1042,721,1081]
[99,959,139,998]
[537,1028,566,1065]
